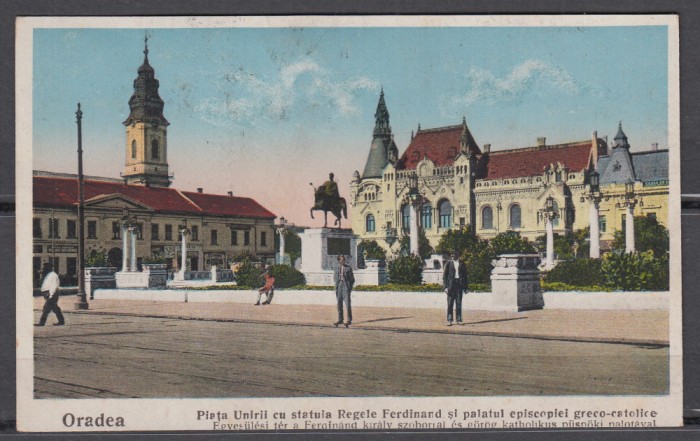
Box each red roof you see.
[398,124,480,170]
[479,141,594,180]
[33,176,276,219]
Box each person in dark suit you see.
[443,251,468,326]
[333,255,355,327]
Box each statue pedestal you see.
[300,228,358,286]
[490,254,545,312]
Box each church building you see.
[32,39,276,286]
[350,91,669,253]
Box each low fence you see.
[93,288,669,311]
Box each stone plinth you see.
[116,264,167,289]
[354,259,388,285]
[84,267,117,300]
[490,254,544,312]
[300,228,358,286]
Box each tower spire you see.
[144,32,149,63]
[613,121,629,149]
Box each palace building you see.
[350,91,669,252]
[32,40,276,286]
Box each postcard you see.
[16,15,681,431]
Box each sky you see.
[32,25,669,226]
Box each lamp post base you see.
[74,293,89,310]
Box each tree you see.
[399,227,433,259]
[535,228,590,260]
[358,240,387,261]
[490,231,536,256]
[387,254,424,284]
[611,216,669,257]
[274,229,302,265]
[436,226,492,284]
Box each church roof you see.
[597,149,668,184]
[123,38,169,126]
[398,123,480,170]
[477,140,596,180]
[33,175,276,219]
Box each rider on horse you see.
[310,172,347,228]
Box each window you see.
[244,231,250,246]
[151,224,159,240]
[552,201,560,228]
[509,204,521,229]
[112,221,121,240]
[165,224,172,241]
[87,220,97,239]
[366,214,376,232]
[67,220,76,239]
[555,171,562,182]
[211,229,218,245]
[421,204,432,229]
[621,214,626,233]
[459,217,466,226]
[151,139,160,160]
[438,200,452,228]
[67,257,77,276]
[33,218,42,238]
[49,218,60,238]
[401,205,411,231]
[261,231,267,247]
[51,257,60,274]
[231,230,238,246]
[191,225,199,241]
[131,140,137,159]
[599,215,607,233]
[613,161,621,172]
[482,206,493,229]
[136,223,144,240]
[647,212,657,221]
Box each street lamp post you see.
[581,170,603,258]
[75,103,89,310]
[406,173,424,256]
[540,196,558,268]
[276,216,288,265]
[121,208,131,271]
[616,179,640,253]
[179,219,190,275]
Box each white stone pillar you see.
[409,203,419,256]
[278,229,286,264]
[121,223,129,271]
[129,227,137,272]
[545,216,554,267]
[625,205,635,253]
[180,229,188,272]
[589,199,600,259]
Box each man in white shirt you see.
[35,263,65,326]
[442,251,468,326]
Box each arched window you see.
[402,205,410,233]
[509,204,521,229]
[421,204,432,229]
[552,200,560,227]
[131,140,137,159]
[482,206,493,229]
[151,139,160,160]
[438,200,452,228]
[366,214,376,233]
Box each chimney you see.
[197,187,203,193]
[651,142,658,151]
[227,191,233,197]
[536,137,546,147]
[483,143,491,154]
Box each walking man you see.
[333,255,355,327]
[35,263,65,326]
[443,251,468,326]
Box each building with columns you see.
[350,92,669,254]
[32,40,276,286]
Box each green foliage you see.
[274,229,302,264]
[359,240,387,261]
[387,254,424,285]
[541,282,613,292]
[399,227,433,259]
[355,283,442,292]
[601,250,669,291]
[612,216,669,258]
[234,260,263,288]
[85,249,107,267]
[269,264,305,288]
[544,258,603,286]
[535,228,590,260]
[231,250,257,263]
[436,226,493,285]
[490,231,536,256]
[142,252,168,264]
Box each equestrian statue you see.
[310,172,347,228]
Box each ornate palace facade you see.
[350,92,669,252]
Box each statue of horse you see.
[310,183,347,228]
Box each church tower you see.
[122,36,171,187]
[362,89,395,178]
